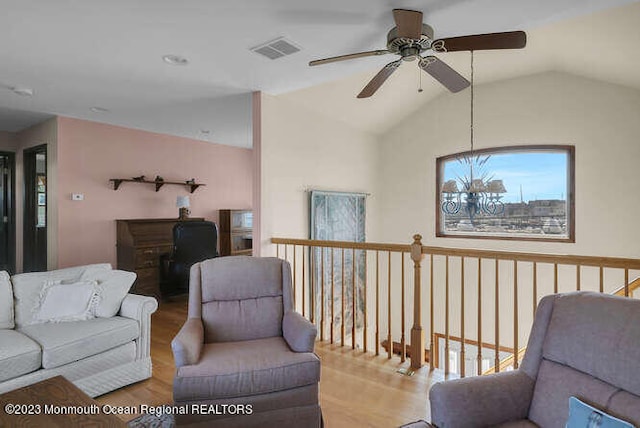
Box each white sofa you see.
[0,263,158,397]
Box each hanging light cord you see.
[470,50,475,157]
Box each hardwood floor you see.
[97,298,444,427]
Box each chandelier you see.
[440,51,506,224]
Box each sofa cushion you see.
[542,292,640,396]
[0,271,13,329]
[12,263,112,327]
[18,316,139,369]
[529,359,619,428]
[0,330,42,382]
[174,337,320,402]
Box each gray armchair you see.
[430,292,640,428]
[172,256,322,427]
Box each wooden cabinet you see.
[116,218,203,298]
[219,210,253,256]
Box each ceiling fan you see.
[309,9,526,98]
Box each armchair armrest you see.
[171,318,204,367]
[430,370,535,428]
[118,293,158,360]
[283,311,317,353]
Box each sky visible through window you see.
[443,151,567,203]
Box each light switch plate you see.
[72,193,84,201]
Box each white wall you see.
[259,92,381,255]
[377,71,640,258]
[376,71,640,352]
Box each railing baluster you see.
[276,244,280,259]
[401,252,406,363]
[495,259,500,373]
[352,248,356,350]
[477,258,482,376]
[302,246,306,318]
[430,254,434,371]
[284,244,288,262]
[513,260,519,370]
[311,246,315,324]
[375,250,380,356]
[364,251,368,353]
[293,245,297,311]
[625,268,629,297]
[388,251,392,360]
[331,248,335,344]
[576,264,581,292]
[533,262,538,314]
[445,255,450,375]
[321,247,325,342]
[554,263,558,294]
[460,257,465,378]
[341,248,345,346]
[599,266,604,293]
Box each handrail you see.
[613,277,640,296]
[273,237,640,269]
[271,237,410,253]
[419,246,640,269]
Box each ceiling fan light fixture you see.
[11,86,34,97]
[90,106,109,113]
[162,54,189,66]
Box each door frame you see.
[23,144,47,272]
[0,151,16,273]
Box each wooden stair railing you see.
[482,276,640,375]
[273,234,640,376]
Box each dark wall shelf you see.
[109,178,205,193]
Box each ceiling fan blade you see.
[309,50,390,66]
[419,56,470,93]
[393,9,423,39]
[432,31,526,52]
[357,59,402,98]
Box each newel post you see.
[410,234,426,370]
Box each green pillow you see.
[566,397,635,428]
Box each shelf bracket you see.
[189,184,201,193]
[111,179,123,190]
[155,181,165,192]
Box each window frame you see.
[435,144,575,243]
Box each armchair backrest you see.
[188,256,293,343]
[521,292,640,427]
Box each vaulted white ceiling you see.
[0,0,638,146]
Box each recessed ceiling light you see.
[11,87,34,96]
[163,54,189,65]
[90,106,109,113]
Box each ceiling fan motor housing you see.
[387,23,434,59]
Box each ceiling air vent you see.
[251,37,301,60]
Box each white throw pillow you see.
[12,263,112,327]
[33,280,100,323]
[89,270,136,318]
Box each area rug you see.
[127,412,175,428]
[399,420,431,428]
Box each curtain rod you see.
[303,187,371,197]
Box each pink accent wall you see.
[56,117,253,268]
